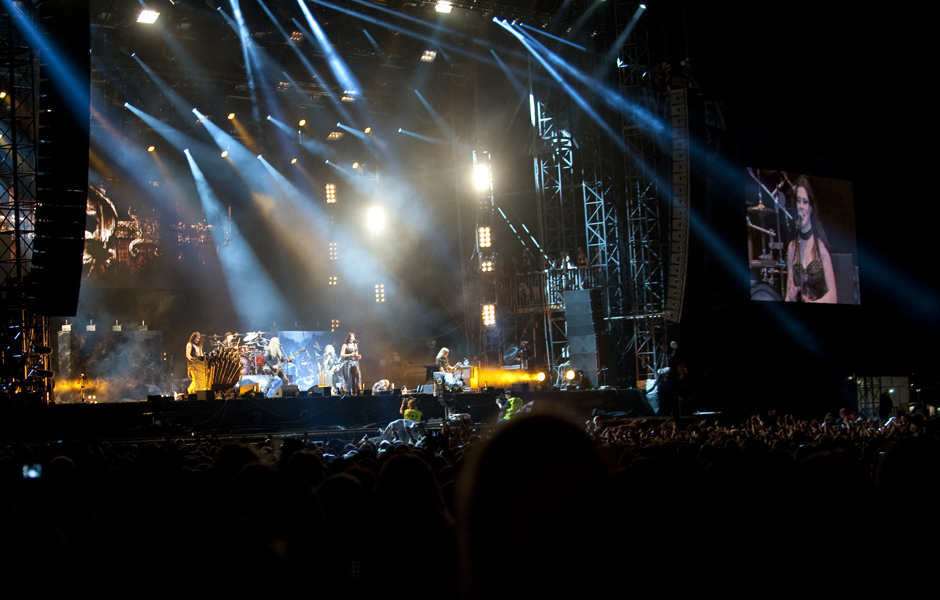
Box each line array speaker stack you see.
[564,290,603,387]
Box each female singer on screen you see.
[785,176,837,303]
[185,332,206,393]
[341,332,362,395]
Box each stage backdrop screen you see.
[745,169,859,305]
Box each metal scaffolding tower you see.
[532,92,579,374]
[617,1,670,382]
[0,6,52,400]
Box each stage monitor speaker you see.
[274,385,300,398]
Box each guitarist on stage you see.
[262,337,305,397]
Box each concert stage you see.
[5,388,652,443]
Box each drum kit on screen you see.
[746,169,795,301]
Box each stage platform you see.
[3,388,653,443]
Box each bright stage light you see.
[123,102,128,107]
[266,115,272,120]
[398,128,402,133]
[147,146,155,152]
[481,260,494,272]
[290,30,304,44]
[325,183,336,203]
[375,284,385,303]
[421,50,437,63]
[0,92,7,99]
[257,154,262,159]
[299,119,306,126]
[137,10,160,24]
[537,372,546,382]
[367,207,385,232]
[474,164,490,190]
[566,369,576,381]
[352,162,359,169]
[221,151,228,158]
[478,226,491,248]
[228,113,235,120]
[329,242,337,260]
[291,158,298,164]
[327,132,343,140]
[331,319,339,332]
[482,304,496,327]
[329,276,338,285]
[435,1,453,13]
[364,127,372,134]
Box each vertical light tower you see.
[473,150,500,368]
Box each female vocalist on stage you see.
[785,176,837,303]
[186,331,207,394]
[341,332,362,395]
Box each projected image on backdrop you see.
[745,169,859,304]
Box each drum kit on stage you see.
[206,331,273,377]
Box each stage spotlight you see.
[137,10,160,24]
[290,30,304,44]
[474,164,490,190]
[325,183,336,203]
[291,158,298,164]
[147,146,155,152]
[123,102,128,107]
[228,113,235,120]
[257,154,262,159]
[364,127,371,134]
[329,276,338,285]
[266,115,272,120]
[341,92,356,102]
[352,162,359,169]
[435,1,453,13]
[367,206,385,232]
[221,151,228,158]
[0,92,7,99]
[398,128,402,133]
[537,372,546,382]
[327,132,343,140]
[375,284,385,303]
[478,226,491,248]
[421,50,437,63]
[299,119,306,126]
[481,260,494,272]
[482,304,496,327]
[566,369,576,381]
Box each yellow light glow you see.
[147,146,155,152]
[566,369,576,380]
[478,226,491,248]
[537,372,546,382]
[0,92,7,99]
[352,162,359,169]
[364,127,371,134]
[291,158,298,164]
[228,113,235,120]
[482,304,496,326]
[221,150,228,158]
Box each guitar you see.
[267,349,307,383]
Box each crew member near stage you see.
[340,332,362,395]
[400,397,423,422]
[186,331,207,394]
